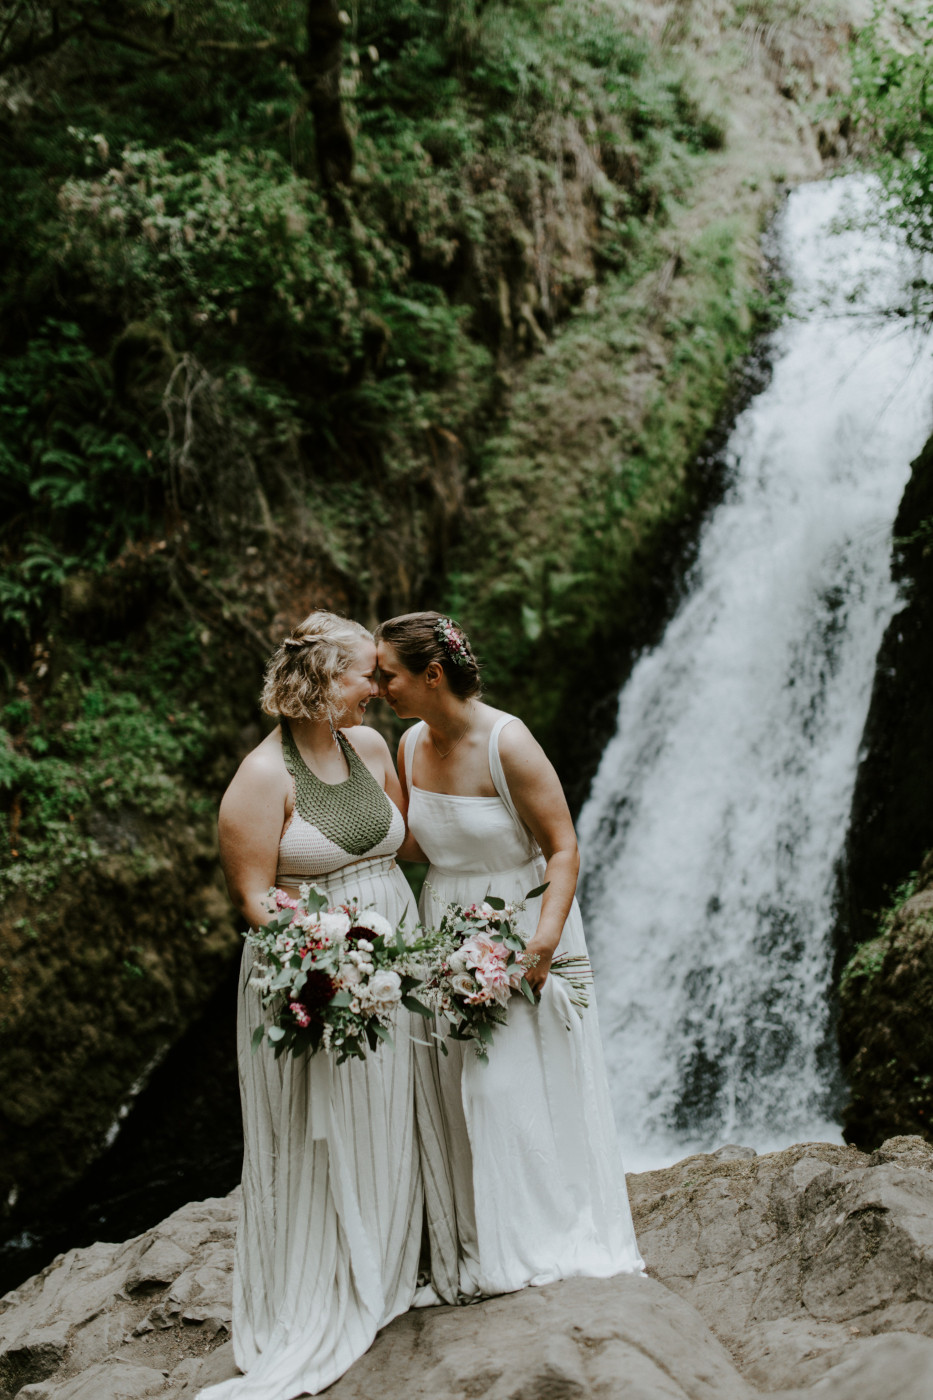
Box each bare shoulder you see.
[497,715,547,768]
[342,724,392,763]
[225,730,288,797]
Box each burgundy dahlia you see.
[295,969,337,1010]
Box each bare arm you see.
[499,720,580,991]
[218,747,289,929]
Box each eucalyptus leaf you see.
[484,895,506,910]
[520,976,537,1004]
[267,1024,286,1042]
[525,883,550,900]
[402,994,433,1018]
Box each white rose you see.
[448,949,468,974]
[369,970,402,1010]
[450,972,476,1000]
[352,910,393,940]
[320,910,351,939]
[336,963,362,988]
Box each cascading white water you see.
[578,176,933,1172]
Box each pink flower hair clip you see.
[434,616,470,668]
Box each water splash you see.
[578,177,933,1172]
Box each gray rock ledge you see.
[2,1137,933,1399]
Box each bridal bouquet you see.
[420,886,593,1063]
[246,886,432,1063]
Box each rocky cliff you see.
[843,431,933,949]
[838,430,933,1146]
[3,1136,933,1400]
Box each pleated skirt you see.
[198,857,421,1400]
[414,857,644,1302]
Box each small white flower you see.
[356,938,374,954]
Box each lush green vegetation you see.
[846,5,933,291]
[0,0,740,888]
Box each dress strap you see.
[399,721,426,795]
[488,715,539,860]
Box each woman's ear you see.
[424,661,444,689]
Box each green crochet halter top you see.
[280,720,393,857]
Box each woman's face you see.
[376,640,424,720]
[335,639,379,725]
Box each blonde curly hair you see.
[260,611,372,723]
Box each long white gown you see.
[407,715,644,1301]
[199,732,421,1400]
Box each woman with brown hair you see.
[202,611,425,1400]
[375,610,643,1302]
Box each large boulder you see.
[3,1138,933,1399]
[629,1135,933,1391]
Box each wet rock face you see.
[843,429,933,949]
[837,428,933,1150]
[4,1138,933,1399]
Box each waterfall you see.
[578,177,933,1172]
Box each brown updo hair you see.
[261,611,372,723]
[374,610,482,699]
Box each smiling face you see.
[334,638,380,725]
[376,640,427,720]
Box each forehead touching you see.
[350,637,377,669]
[376,640,401,672]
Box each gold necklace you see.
[429,706,473,760]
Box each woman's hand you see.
[497,720,580,999]
[521,934,557,994]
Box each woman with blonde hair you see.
[202,611,424,1400]
[375,610,643,1302]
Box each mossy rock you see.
[840,853,933,1149]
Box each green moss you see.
[452,213,762,750]
[839,859,933,1148]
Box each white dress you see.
[200,732,421,1400]
[407,715,644,1301]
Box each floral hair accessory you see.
[434,616,470,668]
